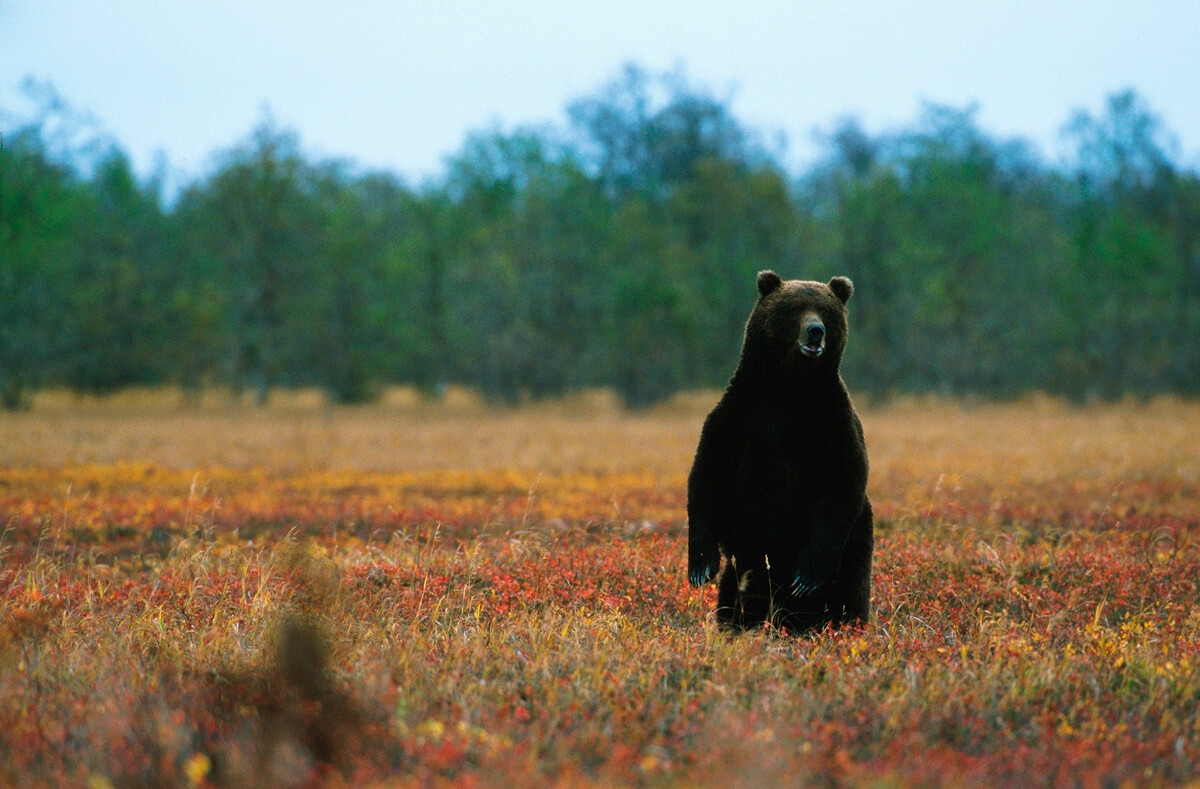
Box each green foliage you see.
[3,68,1200,407]
[64,150,172,392]
[1,128,71,407]
[0,82,101,407]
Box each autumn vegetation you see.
[2,391,1198,787]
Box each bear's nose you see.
[806,323,825,344]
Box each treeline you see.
[3,65,1200,409]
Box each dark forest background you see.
[3,64,1199,409]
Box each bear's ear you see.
[829,276,854,303]
[757,270,782,297]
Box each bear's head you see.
[741,270,854,377]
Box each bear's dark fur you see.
[687,270,873,633]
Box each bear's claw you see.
[791,579,819,596]
[791,571,829,597]
[688,554,720,586]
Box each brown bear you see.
[687,270,873,632]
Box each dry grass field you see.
[2,389,1198,787]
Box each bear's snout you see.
[801,315,825,357]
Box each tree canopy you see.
[3,67,1199,407]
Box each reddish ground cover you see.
[1,396,1198,786]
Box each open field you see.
[2,391,1199,786]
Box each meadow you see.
[2,389,1198,787]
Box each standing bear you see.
[688,270,873,633]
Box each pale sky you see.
[2,1,1198,185]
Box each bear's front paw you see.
[688,550,720,586]
[790,565,835,597]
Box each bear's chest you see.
[732,418,825,507]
